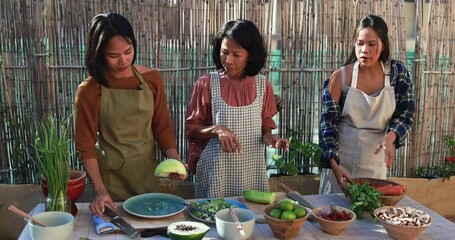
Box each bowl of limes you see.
[263,199,310,240]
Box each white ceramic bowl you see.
[29,211,74,240]
[215,208,255,240]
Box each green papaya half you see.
[167,221,210,240]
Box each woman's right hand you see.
[329,159,352,196]
[90,188,116,216]
[215,126,242,153]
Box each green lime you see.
[269,208,282,219]
[278,199,294,211]
[293,206,307,218]
[280,210,297,220]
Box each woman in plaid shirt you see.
[319,15,415,194]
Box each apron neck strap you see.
[351,61,390,88]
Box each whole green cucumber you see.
[243,189,276,204]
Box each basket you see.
[263,203,309,240]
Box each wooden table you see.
[19,192,455,239]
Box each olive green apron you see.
[97,67,158,201]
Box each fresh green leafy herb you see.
[346,182,383,219]
[190,198,234,221]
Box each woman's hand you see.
[169,163,189,181]
[263,134,289,151]
[215,126,242,153]
[90,187,116,216]
[374,131,397,168]
[330,159,352,196]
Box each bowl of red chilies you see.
[312,205,356,235]
[352,178,406,206]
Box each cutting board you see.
[90,194,289,230]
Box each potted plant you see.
[388,134,455,217]
[32,114,71,212]
[267,129,322,195]
[443,134,455,162]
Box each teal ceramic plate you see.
[123,193,186,218]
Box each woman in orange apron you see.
[319,15,415,194]
[75,13,187,215]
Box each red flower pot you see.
[41,169,87,216]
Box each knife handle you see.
[279,183,296,194]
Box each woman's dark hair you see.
[212,19,266,76]
[85,12,137,86]
[345,14,390,65]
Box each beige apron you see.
[320,61,395,194]
[97,67,158,201]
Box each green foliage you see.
[32,114,71,211]
[267,129,322,176]
[415,162,455,181]
[444,134,455,156]
[346,182,383,220]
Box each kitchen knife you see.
[140,226,168,238]
[279,183,313,208]
[104,206,139,238]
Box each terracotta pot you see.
[41,169,87,215]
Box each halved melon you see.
[167,221,210,240]
[154,159,187,177]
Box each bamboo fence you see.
[0,0,453,184]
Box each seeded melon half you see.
[154,159,187,177]
[167,221,210,240]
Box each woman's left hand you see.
[263,134,289,151]
[169,172,188,181]
[168,163,189,181]
[374,131,397,168]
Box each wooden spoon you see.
[8,205,48,227]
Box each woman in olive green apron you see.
[75,13,186,215]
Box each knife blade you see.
[279,183,313,208]
[104,206,139,238]
[140,226,168,238]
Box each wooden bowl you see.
[352,178,405,206]
[312,206,356,235]
[374,206,431,240]
[263,203,309,240]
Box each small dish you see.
[374,206,431,240]
[189,199,248,224]
[215,208,255,240]
[312,205,356,235]
[263,203,310,240]
[350,178,406,206]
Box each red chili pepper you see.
[320,209,352,221]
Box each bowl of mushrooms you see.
[374,206,432,240]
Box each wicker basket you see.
[263,203,309,240]
[352,178,405,206]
